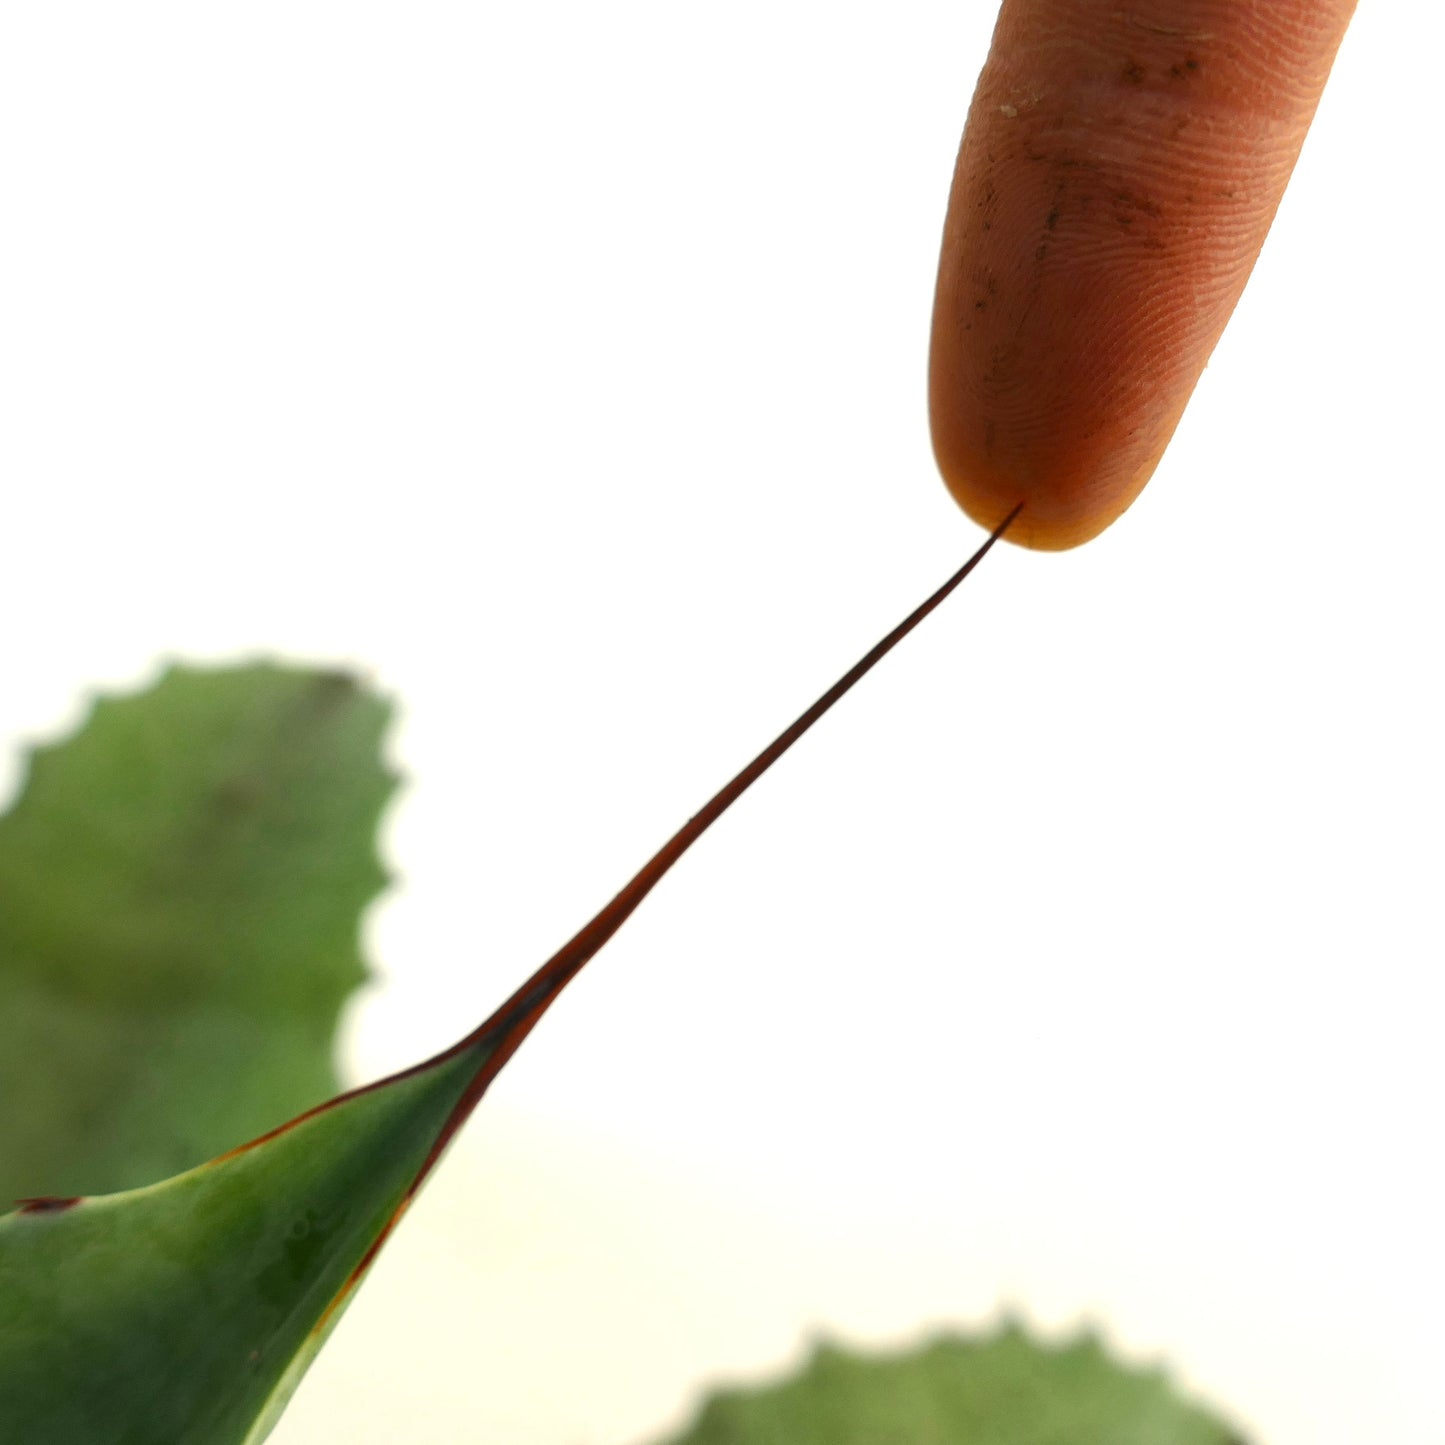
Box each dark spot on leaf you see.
[257,1207,343,1309]
[214,776,264,812]
[15,1196,83,1214]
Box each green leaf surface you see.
[0,1037,483,1444]
[0,663,395,1201]
[656,1325,1248,1445]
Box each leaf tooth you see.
[12,1196,85,1215]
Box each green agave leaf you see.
[0,663,395,1201]
[0,524,1013,1443]
[0,1037,480,1444]
[655,1324,1248,1445]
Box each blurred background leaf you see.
[0,662,396,1202]
[654,1322,1247,1445]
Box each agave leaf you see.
[0,523,1013,1443]
[0,1037,479,1444]
[0,663,395,1201]
[653,1323,1247,1445]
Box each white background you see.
[3,3,1441,1442]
